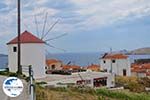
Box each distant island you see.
[0,54,7,57]
[127,47,150,55]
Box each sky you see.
[0,0,150,54]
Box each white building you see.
[45,59,63,74]
[7,30,46,79]
[37,72,115,88]
[100,53,131,76]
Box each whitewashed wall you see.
[100,59,131,76]
[106,73,115,87]
[8,43,46,79]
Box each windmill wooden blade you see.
[41,19,60,40]
[44,33,68,42]
[41,12,48,39]
[34,14,39,37]
[45,49,52,56]
[23,22,29,31]
[45,42,66,52]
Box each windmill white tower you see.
[7,15,67,79]
[7,31,46,79]
[7,0,67,79]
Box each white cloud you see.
[36,0,48,6]
[1,0,150,37]
[70,0,150,30]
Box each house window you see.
[103,60,106,64]
[45,67,47,69]
[13,46,17,52]
[112,60,115,63]
[123,69,127,76]
[51,65,55,70]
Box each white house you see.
[46,59,63,70]
[37,72,115,88]
[7,30,46,79]
[100,53,131,76]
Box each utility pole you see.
[17,0,22,74]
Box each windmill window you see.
[13,46,17,52]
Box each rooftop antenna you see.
[17,0,22,74]
[67,61,71,65]
[110,47,112,53]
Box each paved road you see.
[0,76,29,100]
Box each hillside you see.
[129,47,150,55]
[0,54,7,57]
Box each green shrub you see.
[115,76,148,92]
[25,77,30,82]
[36,81,47,85]
[96,89,150,100]
[0,71,8,76]
[8,72,18,77]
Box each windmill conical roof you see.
[7,30,45,45]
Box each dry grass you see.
[36,84,150,100]
[36,86,98,100]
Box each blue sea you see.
[0,53,150,68]
[46,53,150,66]
[46,52,103,66]
[0,55,8,69]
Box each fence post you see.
[29,65,35,100]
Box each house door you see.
[123,69,127,76]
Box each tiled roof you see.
[46,59,62,66]
[7,30,45,44]
[62,65,81,70]
[142,63,150,69]
[86,64,100,71]
[102,53,128,59]
[131,63,150,76]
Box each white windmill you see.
[7,10,67,79]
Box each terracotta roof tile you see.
[46,59,62,66]
[102,53,128,59]
[131,63,150,73]
[62,65,81,70]
[7,30,45,44]
[86,64,100,71]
